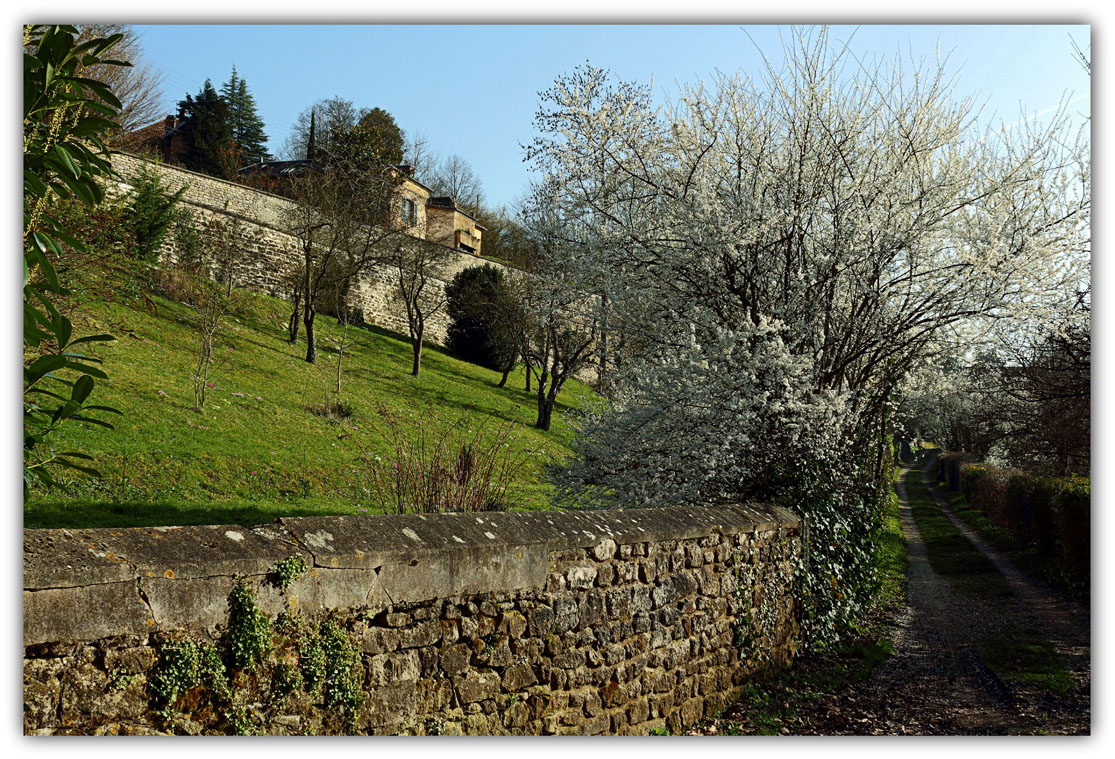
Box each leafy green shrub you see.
[1053,476,1090,588]
[269,555,308,589]
[445,264,518,371]
[939,452,974,491]
[956,456,1089,591]
[1028,477,1060,555]
[225,580,272,670]
[24,24,125,496]
[126,163,186,263]
[151,638,202,705]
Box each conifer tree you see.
[220,65,270,163]
[176,79,234,178]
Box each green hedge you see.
[936,452,974,492]
[948,456,1089,590]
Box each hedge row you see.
[936,453,1089,590]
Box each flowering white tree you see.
[528,29,1089,646]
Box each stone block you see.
[439,642,472,678]
[362,626,399,655]
[497,610,528,639]
[502,663,537,692]
[397,619,441,649]
[455,671,500,704]
[367,650,421,686]
[577,590,605,630]
[24,583,152,647]
[591,539,617,561]
[566,565,597,589]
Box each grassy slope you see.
[25,280,592,529]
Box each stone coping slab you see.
[24,504,798,646]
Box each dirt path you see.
[764,456,1090,735]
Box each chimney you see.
[164,115,177,132]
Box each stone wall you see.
[23,504,800,735]
[109,153,507,344]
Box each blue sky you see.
[130,23,1090,209]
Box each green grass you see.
[974,630,1074,696]
[25,274,594,529]
[875,489,908,613]
[904,469,1015,598]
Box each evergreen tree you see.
[176,79,234,178]
[307,108,316,160]
[355,107,404,165]
[445,265,518,373]
[220,65,270,164]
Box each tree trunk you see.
[535,367,551,430]
[287,288,302,343]
[336,321,349,394]
[304,301,317,364]
[498,366,512,388]
[411,325,423,377]
[524,357,533,392]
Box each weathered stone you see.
[482,637,514,667]
[497,610,528,639]
[565,565,597,590]
[440,642,472,677]
[362,682,417,727]
[577,590,605,630]
[503,700,529,728]
[455,671,500,704]
[591,539,617,561]
[367,650,421,686]
[554,597,579,633]
[526,604,554,637]
[398,619,441,649]
[595,563,616,587]
[24,583,152,647]
[502,662,538,692]
[362,626,399,655]
[385,612,411,628]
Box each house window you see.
[401,198,417,226]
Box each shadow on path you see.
[778,454,1090,735]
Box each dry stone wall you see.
[24,504,801,735]
[109,153,507,344]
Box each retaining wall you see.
[109,153,508,344]
[24,503,800,735]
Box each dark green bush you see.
[1054,476,1090,588]
[445,264,517,371]
[952,455,1089,591]
[126,164,187,263]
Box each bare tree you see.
[189,279,235,412]
[402,128,439,181]
[282,261,306,343]
[77,25,166,141]
[284,156,405,364]
[207,211,263,298]
[387,236,453,377]
[428,154,486,215]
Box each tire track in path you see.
[784,455,1089,735]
